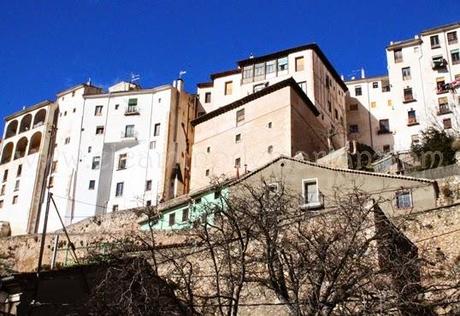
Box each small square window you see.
[267,145,273,154]
[182,208,189,222]
[447,31,458,45]
[235,134,241,143]
[89,180,96,190]
[206,146,211,153]
[150,141,156,149]
[65,137,71,144]
[113,205,119,212]
[394,49,403,63]
[295,56,304,72]
[383,144,391,153]
[17,165,22,177]
[154,123,161,136]
[115,182,124,197]
[205,92,211,103]
[349,124,359,133]
[94,105,103,116]
[92,156,101,170]
[14,180,20,191]
[268,122,272,128]
[169,213,176,226]
[354,86,362,96]
[118,153,127,170]
[12,195,18,204]
[88,146,92,153]
[372,82,379,88]
[0,200,3,208]
[396,191,412,209]
[430,35,440,49]
[224,81,233,95]
[443,118,452,129]
[402,67,411,80]
[96,126,104,135]
[205,169,210,176]
[145,180,152,191]
[302,179,320,207]
[349,103,358,111]
[236,109,245,124]
[115,104,120,110]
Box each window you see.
[443,118,452,129]
[302,179,319,207]
[145,180,152,191]
[115,182,124,197]
[94,105,103,116]
[408,110,417,125]
[402,67,411,80]
[92,156,101,170]
[88,146,92,153]
[3,170,8,182]
[254,63,265,77]
[277,57,288,72]
[14,180,20,191]
[65,137,71,144]
[146,200,152,206]
[182,208,189,222]
[403,87,414,101]
[298,81,307,93]
[169,213,176,226]
[394,49,403,63]
[355,86,362,96]
[125,125,135,138]
[127,98,138,113]
[451,49,460,65]
[430,35,440,49]
[214,190,221,199]
[327,101,332,112]
[206,146,211,153]
[89,180,96,190]
[436,77,448,93]
[235,134,241,143]
[73,108,76,113]
[150,141,156,149]
[396,191,412,209]
[113,205,119,212]
[205,169,210,176]
[0,185,5,196]
[432,55,446,70]
[235,158,241,168]
[371,101,377,108]
[242,65,254,80]
[16,164,22,177]
[253,83,266,93]
[411,134,420,145]
[236,109,245,124]
[295,56,304,72]
[267,145,273,153]
[118,153,127,169]
[0,200,3,209]
[205,92,211,103]
[224,81,233,95]
[383,144,391,153]
[379,119,390,133]
[349,124,359,133]
[45,163,56,180]
[154,123,161,136]
[96,126,104,135]
[438,97,450,114]
[268,122,272,128]
[372,81,379,88]
[115,104,120,110]
[447,31,458,44]
[266,60,276,74]
[12,195,18,205]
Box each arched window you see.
[14,137,28,160]
[29,132,42,155]
[19,114,32,133]
[0,142,14,164]
[33,109,47,128]
[5,120,18,138]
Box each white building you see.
[0,101,57,235]
[39,80,196,232]
[346,22,460,153]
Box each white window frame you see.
[301,178,322,209]
[395,190,413,209]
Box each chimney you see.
[176,78,184,92]
[360,68,365,79]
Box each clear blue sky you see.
[1,0,459,131]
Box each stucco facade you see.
[0,101,57,235]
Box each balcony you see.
[403,96,416,103]
[407,117,419,126]
[432,58,447,70]
[121,131,138,139]
[436,84,450,94]
[125,106,140,116]
[437,104,452,115]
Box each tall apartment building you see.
[191,44,348,190]
[0,101,57,234]
[39,80,196,233]
[346,22,460,153]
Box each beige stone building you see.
[191,44,348,190]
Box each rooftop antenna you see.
[249,53,254,59]
[179,70,187,79]
[86,77,92,85]
[130,73,140,83]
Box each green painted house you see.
[139,184,229,231]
